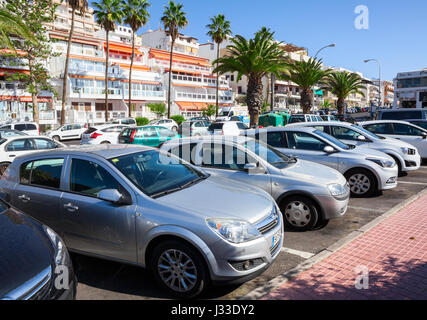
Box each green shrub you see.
[135,117,150,126]
[170,115,186,125]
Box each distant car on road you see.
[207,121,248,136]
[81,124,130,145]
[46,123,87,142]
[148,119,179,133]
[119,125,179,147]
[106,117,137,126]
[0,198,76,300]
[0,145,283,298]
[0,122,39,136]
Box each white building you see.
[393,68,427,109]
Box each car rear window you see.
[208,123,224,131]
[14,124,26,131]
[84,127,98,134]
[20,158,64,189]
[381,111,422,120]
[26,124,37,130]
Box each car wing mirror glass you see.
[357,135,367,141]
[98,189,123,204]
[324,146,336,154]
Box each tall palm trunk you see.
[247,75,263,128]
[167,37,175,119]
[129,30,135,118]
[104,30,110,122]
[215,42,220,117]
[61,8,75,125]
[300,88,313,114]
[337,97,345,115]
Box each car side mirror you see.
[244,163,258,170]
[324,146,336,154]
[98,189,125,204]
[244,163,265,174]
[357,135,367,141]
[422,132,427,140]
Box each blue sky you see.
[90,0,427,81]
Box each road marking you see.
[398,181,427,186]
[281,247,315,259]
[348,206,384,213]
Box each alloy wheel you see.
[284,201,311,227]
[349,173,371,195]
[157,249,197,293]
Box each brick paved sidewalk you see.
[263,193,427,300]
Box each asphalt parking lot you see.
[66,143,427,299]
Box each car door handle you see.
[64,203,79,212]
[18,194,30,202]
[9,154,16,158]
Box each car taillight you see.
[221,130,225,135]
[90,132,103,139]
[84,123,88,128]
[129,129,136,143]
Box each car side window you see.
[70,159,119,197]
[6,139,35,151]
[201,143,256,170]
[263,132,285,148]
[331,126,361,141]
[20,158,64,189]
[286,132,327,151]
[15,124,26,131]
[236,122,248,130]
[34,138,56,150]
[158,127,174,137]
[365,123,393,134]
[393,123,424,136]
[142,127,158,138]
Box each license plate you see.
[271,230,281,249]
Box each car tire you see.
[52,135,60,142]
[280,196,319,231]
[101,141,111,144]
[345,168,377,197]
[150,240,209,299]
[388,154,404,177]
[0,162,11,176]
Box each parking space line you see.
[347,206,384,213]
[398,181,427,186]
[281,247,315,259]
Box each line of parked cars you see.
[0,109,425,299]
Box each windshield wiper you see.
[151,175,208,198]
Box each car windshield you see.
[242,140,292,169]
[219,111,229,116]
[109,150,207,198]
[0,130,27,138]
[351,125,382,140]
[314,130,350,150]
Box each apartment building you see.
[393,69,427,109]
[142,29,234,118]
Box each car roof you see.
[245,126,317,134]
[2,135,46,141]
[359,120,413,125]
[287,121,348,127]
[164,135,254,146]
[406,119,427,122]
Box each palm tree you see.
[161,1,188,118]
[61,0,88,126]
[214,28,288,127]
[0,8,34,49]
[323,71,366,115]
[206,14,231,117]
[281,57,331,114]
[93,0,124,122]
[122,0,150,118]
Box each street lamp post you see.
[314,43,336,59]
[364,59,382,108]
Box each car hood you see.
[157,176,274,224]
[353,145,394,160]
[280,159,347,186]
[0,207,53,298]
[378,137,418,149]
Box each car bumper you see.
[401,154,421,172]
[377,166,399,190]
[313,194,349,220]
[209,215,284,284]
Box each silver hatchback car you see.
[161,136,350,231]
[0,145,283,298]
[244,127,399,197]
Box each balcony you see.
[171,74,229,88]
[175,91,233,103]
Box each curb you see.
[240,187,427,300]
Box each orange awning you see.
[176,101,208,111]
[105,43,142,55]
[150,48,210,67]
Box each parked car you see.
[375,109,427,121]
[0,198,76,300]
[46,123,87,141]
[335,114,356,123]
[0,145,283,298]
[320,115,338,122]
[148,119,179,132]
[288,114,323,124]
[161,136,350,230]
[118,126,179,147]
[359,120,427,159]
[0,136,65,176]
[0,122,39,136]
[287,121,421,174]
[81,124,130,145]
[0,129,28,139]
[230,115,250,125]
[244,127,398,197]
[179,120,211,137]
[207,121,248,136]
[189,116,210,121]
[406,119,427,130]
[106,117,137,126]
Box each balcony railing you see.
[176,91,233,102]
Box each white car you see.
[287,121,421,174]
[81,124,130,145]
[359,120,427,160]
[207,121,248,136]
[106,117,137,126]
[0,122,39,136]
[46,123,87,141]
[0,136,64,175]
[148,119,179,132]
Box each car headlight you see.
[400,147,408,154]
[206,218,262,244]
[328,183,347,197]
[44,226,67,266]
[367,158,396,168]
